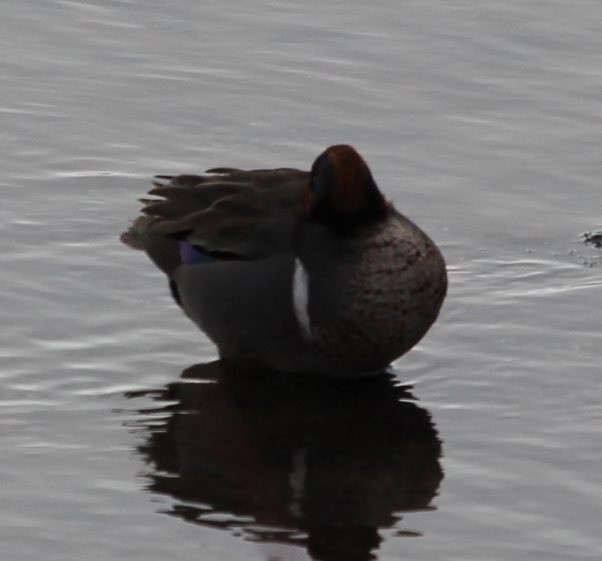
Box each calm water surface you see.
[2,1,601,560]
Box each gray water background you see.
[2,1,601,560]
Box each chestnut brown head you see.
[305,145,389,228]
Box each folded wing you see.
[121,168,309,276]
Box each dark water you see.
[2,1,601,560]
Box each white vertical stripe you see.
[293,258,312,339]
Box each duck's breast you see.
[298,214,447,371]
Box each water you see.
[2,1,601,560]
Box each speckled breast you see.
[307,216,447,374]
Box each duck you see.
[121,144,447,376]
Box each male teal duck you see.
[122,145,447,376]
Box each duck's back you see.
[121,167,309,273]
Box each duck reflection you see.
[127,361,443,561]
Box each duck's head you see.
[305,144,389,228]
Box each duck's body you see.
[122,145,447,376]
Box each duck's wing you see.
[121,168,309,276]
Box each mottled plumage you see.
[122,145,447,376]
